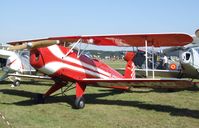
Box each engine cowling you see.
[180,51,192,64]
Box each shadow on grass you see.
[0,89,199,119]
[126,85,199,93]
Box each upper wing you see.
[81,78,192,89]
[8,33,193,47]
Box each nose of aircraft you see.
[181,52,192,64]
[30,49,45,69]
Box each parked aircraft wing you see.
[8,33,193,47]
[81,78,193,89]
[7,73,51,80]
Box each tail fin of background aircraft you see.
[124,52,136,79]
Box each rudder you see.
[124,52,136,79]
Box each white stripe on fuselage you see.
[39,61,109,79]
[47,45,113,77]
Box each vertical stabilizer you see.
[124,52,136,79]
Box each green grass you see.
[103,59,126,68]
[0,81,199,128]
[0,60,199,128]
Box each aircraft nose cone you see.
[30,49,44,69]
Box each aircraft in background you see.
[163,29,199,79]
[0,48,37,87]
[7,33,193,109]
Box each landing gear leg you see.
[75,82,86,109]
[35,81,66,104]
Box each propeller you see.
[8,40,59,51]
[195,29,199,38]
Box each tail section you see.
[124,52,136,79]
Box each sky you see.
[0,0,198,46]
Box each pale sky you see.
[0,0,198,45]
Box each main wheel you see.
[75,97,85,109]
[13,80,20,86]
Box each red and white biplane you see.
[7,33,193,109]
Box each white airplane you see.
[0,48,36,86]
[177,30,199,79]
[163,29,199,79]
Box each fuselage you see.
[180,47,199,78]
[30,45,124,82]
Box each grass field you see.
[0,60,199,128]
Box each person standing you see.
[163,53,168,70]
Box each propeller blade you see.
[8,44,27,51]
[8,40,59,51]
[29,40,59,49]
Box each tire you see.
[75,97,85,109]
[13,80,20,86]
